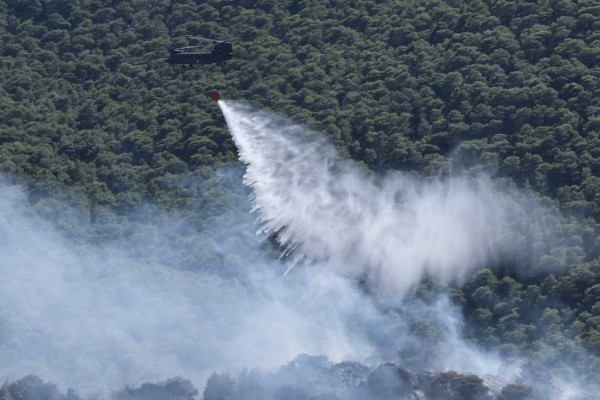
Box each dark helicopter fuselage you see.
[168,42,233,66]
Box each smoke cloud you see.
[0,181,391,396]
[0,174,515,397]
[0,101,590,399]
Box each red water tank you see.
[210,89,222,102]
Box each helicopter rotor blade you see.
[187,36,223,43]
[175,45,206,51]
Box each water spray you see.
[218,100,516,294]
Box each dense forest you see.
[1,0,600,399]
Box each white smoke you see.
[220,101,519,294]
[0,101,578,398]
[0,183,380,396]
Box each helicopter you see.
[168,36,233,67]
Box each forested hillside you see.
[4,0,600,214]
[1,0,600,397]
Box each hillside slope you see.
[1,0,600,393]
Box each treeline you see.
[458,267,600,382]
[1,0,600,386]
[0,360,574,400]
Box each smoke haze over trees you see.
[1,0,600,399]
